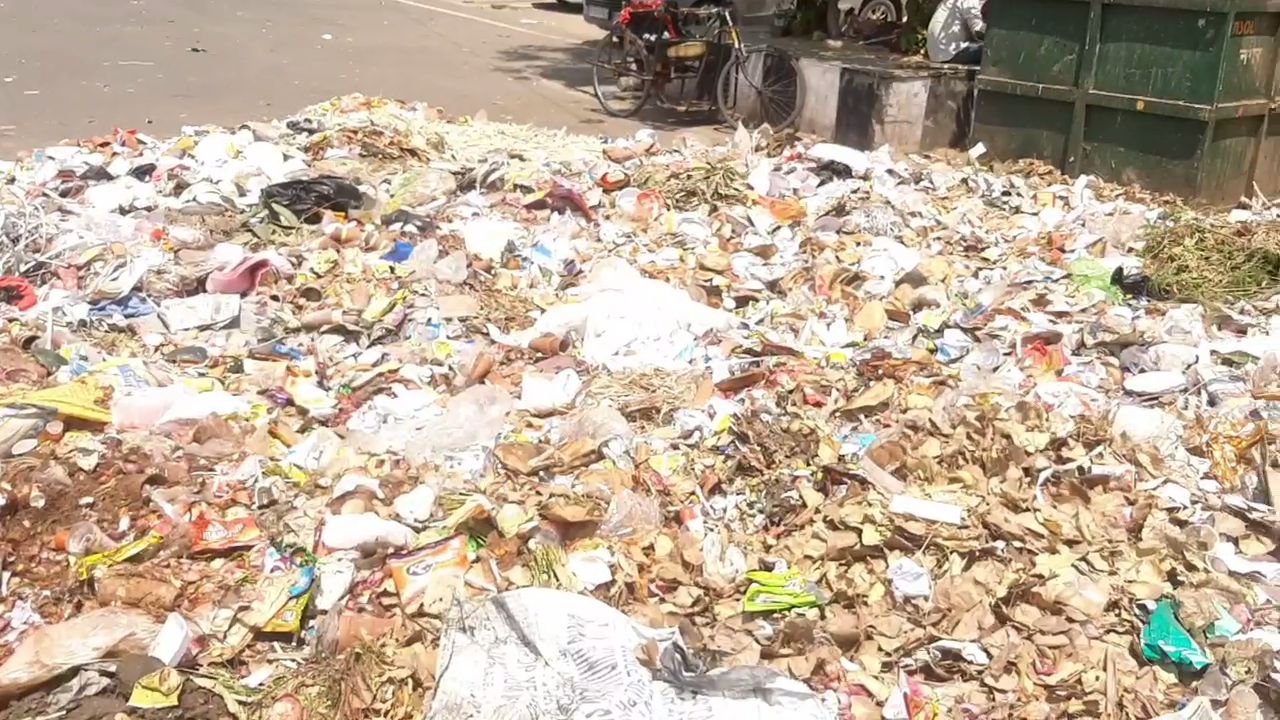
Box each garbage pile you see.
[1,94,1278,720]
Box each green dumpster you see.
[972,0,1280,204]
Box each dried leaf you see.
[852,300,888,338]
[840,380,895,415]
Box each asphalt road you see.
[0,0,720,155]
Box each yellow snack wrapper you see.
[1,381,112,423]
[128,668,184,709]
[262,590,311,634]
[75,531,164,580]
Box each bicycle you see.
[590,0,805,130]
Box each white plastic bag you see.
[0,608,162,699]
[404,384,513,464]
[320,513,417,551]
[519,369,583,414]
[427,589,834,720]
[533,258,736,371]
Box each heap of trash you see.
[0,94,1277,720]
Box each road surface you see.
[0,0,721,155]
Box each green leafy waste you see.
[1139,215,1280,304]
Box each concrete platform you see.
[777,41,977,153]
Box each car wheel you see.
[826,0,901,39]
[858,0,900,23]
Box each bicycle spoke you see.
[718,47,802,129]
[593,31,650,118]
[758,77,797,96]
[763,92,792,125]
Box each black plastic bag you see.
[262,176,363,224]
[285,118,324,135]
[381,209,435,233]
[78,165,114,182]
[129,163,158,182]
[1110,266,1169,300]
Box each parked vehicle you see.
[586,0,903,38]
[591,0,805,129]
[584,0,776,30]
[826,0,904,39]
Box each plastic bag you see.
[700,533,747,587]
[111,385,191,429]
[1067,258,1122,301]
[433,251,469,284]
[404,384,513,464]
[0,608,162,699]
[519,369,583,414]
[0,276,37,311]
[393,484,439,527]
[532,258,736,371]
[1141,600,1212,671]
[261,176,363,224]
[205,251,293,295]
[428,588,832,720]
[742,569,827,613]
[461,218,525,262]
[807,142,871,178]
[597,489,662,540]
[320,513,417,552]
[554,405,633,446]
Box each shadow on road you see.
[531,1,582,13]
[492,40,731,133]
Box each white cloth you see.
[927,0,986,62]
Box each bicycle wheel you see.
[715,46,804,130]
[593,32,652,118]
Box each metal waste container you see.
[972,0,1280,204]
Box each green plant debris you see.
[1139,214,1280,303]
[632,161,747,211]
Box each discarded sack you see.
[428,588,834,720]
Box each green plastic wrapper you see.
[1068,258,1123,302]
[742,570,827,613]
[1205,604,1243,640]
[1141,600,1212,671]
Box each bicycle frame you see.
[609,3,743,82]
[592,0,804,127]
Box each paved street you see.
[0,0,721,155]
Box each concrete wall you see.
[795,58,976,153]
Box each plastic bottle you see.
[433,251,468,284]
[52,521,118,556]
[969,341,1004,372]
[406,238,440,280]
[957,281,1009,328]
